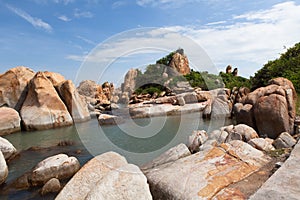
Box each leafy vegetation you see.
[251,42,300,92]
[184,70,223,90]
[220,72,251,89]
[156,52,175,66]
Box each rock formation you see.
[57,80,90,122]
[0,136,17,160]
[0,66,35,110]
[0,151,8,185]
[169,51,190,75]
[20,72,73,131]
[226,65,232,74]
[234,77,297,138]
[0,107,21,135]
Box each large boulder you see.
[20,72,73,131]
[43,71,65,86]
[77,80,110,105]
[169,52,190,75]
[0,151,8,185]
[55,152,128,200]
[85,164,152,200]
[30,154,80,186]
[234,77,297,138]
[0,107,21,135]
[122,68,138,94]
[56,80,91,122]
[145,140,271,199]
[141,143,191,170]
[0,66,35,110]
[211,97,231,118]
[0,136,17,160]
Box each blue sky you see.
[1,0,300,84]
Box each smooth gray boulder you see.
[0,136,17,160]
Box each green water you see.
[1,113,232,199]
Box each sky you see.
[1,0,300,85]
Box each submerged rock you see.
[0,107,21,135]
[41,178,61,196]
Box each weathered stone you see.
[56,80,91,122]
[0,66,35,110]
[43,71,65,86]
[250,140,300,200]
[273,132,296,149]
[142,143,191,170]
[254,94,290,138]
[169,52,190,75]
[55,152,128,200]
[188,130,208,153]
[41,178,61,196]
[0,151,8,185]
[225,131,242,142]
[145,140,270,200]
[213,188,246,200]
[176,92,197,104]
[211,97,231,118]
[85,164,152,200]
[122,68,138,93]
[155,96,177,104]
[98,114,125,125]
[20,72,73,131]
[233,124,259,142]
[234,103,256,128]
[30,154,80,186]
[209,130,229,144]
[0,136,17,160]
[248,138,275,151]
[0,107,21,135]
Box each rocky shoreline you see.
[0,63,300,199]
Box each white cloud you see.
[76,35,96,45]
[53,0,75,5]
[58,15,71,21]
[7,4,53,32]
[68,1,300,79]
[74,8,93,18]
[136,0,201,8]
[112,1,127,9]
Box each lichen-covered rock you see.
[0,107,21,135]
[20,72,73,131]
[145,140,271,199]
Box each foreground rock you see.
[142,143,191,170]
[57,80,90,122]
[145,140,271,199]
[0,107,21,135]
[0,136,17,160]
[85,164,152,200]
[20,72,73,131]
[56,152,152,200]
[273,132,296,149]
[0,151,8,185]
[30,154,80,186]
[235,77,297,138]
[250,140,300,200]
[41,178,61,196]
[0,66,35,110]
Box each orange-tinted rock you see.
[169,52,190,75]
[56,80,90,122]
[43,71,65,86]
[0,66,35,110]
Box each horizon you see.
[1,0,300,84]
